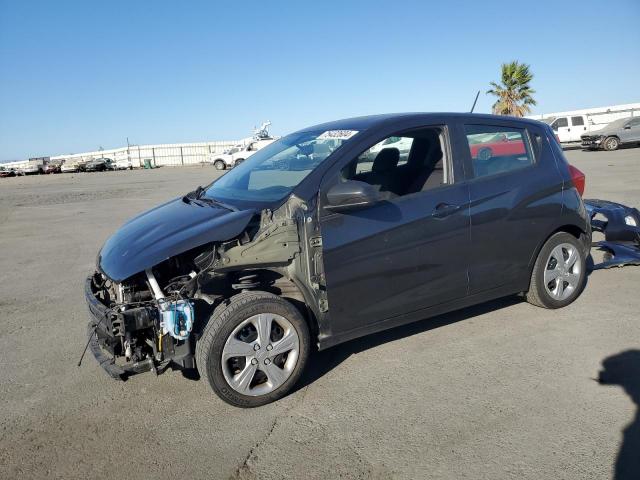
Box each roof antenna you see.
[470,90,480,113]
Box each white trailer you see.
[528,103,640,146]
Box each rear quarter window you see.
[464,124,535,178]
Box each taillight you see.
[568,164,585,196]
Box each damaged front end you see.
[86,243,214,378]
[585,199,640,269]
[84,195,324,380]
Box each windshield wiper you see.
[183,187,237,212]
[196,196,238,212]
[183,185,205,203]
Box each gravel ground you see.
[1,148,639,479]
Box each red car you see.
[468,132,525,160]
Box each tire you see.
[214,160,226,170]
[196,291,310,407]
[477,148,492,161]
[234,158,244,167]
[603,136,620,151]
[526,232,586,309]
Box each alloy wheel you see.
[605,137,619,151]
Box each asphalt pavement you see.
[0,147,639,479]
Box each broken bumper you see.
[585,199,640,269]
[581,136,603,149]
[85,275,156,379]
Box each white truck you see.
[528,103,640,146]
[22,157,49,175]
[208,121,277,170]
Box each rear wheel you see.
[196,291,310,407]
[526,232,586,309]
[603,136,620,151]
[234,158,245,167]
[214,160,226,170]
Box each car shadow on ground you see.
[598,350,640,480]
[295,295,523,392]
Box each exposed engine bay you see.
[84,195,326,379]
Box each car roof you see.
[296,112,546,134]
[604,117,632,129]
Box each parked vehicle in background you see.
[528,103,640,147]
[467,131,525,160]
[61,161,80,173]
[115,158,134,170]
[209,138,276,170]
[363,135,413,162]
[21,163,42,175]
[0,166,18,177]
[208,121,278,170]
[86,113,591,407]
[85,158,115,172]
[581,117,640,151]
[43,162,61,174]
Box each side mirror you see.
[325,180,382,213]
[624,124,631,129]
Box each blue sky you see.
[1,0,638,161]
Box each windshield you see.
[204,129,357,202]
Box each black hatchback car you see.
[86,113,591,407]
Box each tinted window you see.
[571,116,584,126]
[627,118,640,127]
[341,127,448,197]
[464,125,534,178]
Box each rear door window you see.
[464,125,535,178]
[571,116,585,126]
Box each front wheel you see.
[196,291,310,407]
[603,136,620,151]
[214,160,226,170]
[526,232,586,309]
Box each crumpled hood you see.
[98,196,255,282]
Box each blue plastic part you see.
[160,300,194,340]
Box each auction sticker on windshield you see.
[317,130,359,140]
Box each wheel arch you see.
[527,223,589,271]
[218,268,321,342]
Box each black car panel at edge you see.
[86,113,591,407]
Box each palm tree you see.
[487,61,537,117]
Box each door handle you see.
[432,203,461,218]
